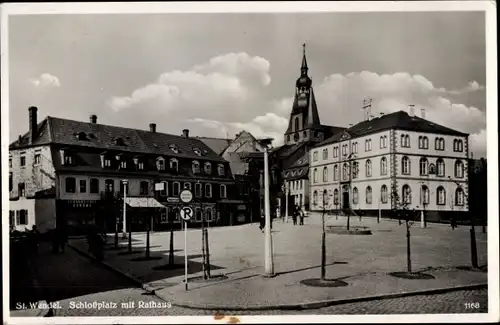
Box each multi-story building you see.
[309,109,470,222]
[9,107,237,234]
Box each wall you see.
[395,130,468,159]
[35,198,57,232]
[223,131,265,155]
[9,145,56,198]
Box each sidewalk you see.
[68,219,488,310]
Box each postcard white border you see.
[1,1,498,324]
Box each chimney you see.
[90,114,97,124]
[182,129,189,138]
[149,123,156,133]
[408,104,415,117]
[28,106,38,144]
[420,108,426,119]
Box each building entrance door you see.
[342,192,349,209]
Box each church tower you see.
[284,44,324,146]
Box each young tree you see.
[313,191,334,281]
[391,187,417,274]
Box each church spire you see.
[301,43,308,75]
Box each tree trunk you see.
[145,215,151,259]
[321,210,326,281]
[406,220,412,274]
[205,228,211,278]
[201,224,206,279]
[168,223,174,265]
[470,215,479,268]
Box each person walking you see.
[299,208,305,226]
[292,205,298,225]
[259,209,265,233]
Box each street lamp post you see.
[263,145,275,277]
[122,180,128,239]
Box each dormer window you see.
[133,156,144,170]
[75,132,88,141]
[60,148,74,166]
[218,164,225,176]
[192,160,200,174]
[204,162,212,175]
[114,137,125,146]
[170,158,179,172]
[120,160,127,169]
[156,157,165,171]
[169,145,179,154]
[193,148,202,156]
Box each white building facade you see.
[309,110,469,222]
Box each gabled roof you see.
[315,110,468,148]
[10,116,226,162]
[195,137,232,155]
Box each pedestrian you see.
[450,216,457,230]
[292,205,298,225]
[299,208,304,226]
[259,209,265,233]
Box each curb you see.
[168,283,488,311]
[67,242,157,294]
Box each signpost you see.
[179,189,193,290]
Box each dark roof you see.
[283,151,309,180]
[10,116,226,162]
[321,125,347,139]
[315,110,468,148]
[195,137,231,155]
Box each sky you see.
[7,11,488,157]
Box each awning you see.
[125,197,165,208]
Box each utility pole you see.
[122,180,128,239]
[263,146,274,277]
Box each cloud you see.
[469,129,487,159]
[29,73,61,88]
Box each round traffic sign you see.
[180,189,193,203]
[180,206,194,221]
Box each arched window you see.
[218,164,225,176]
[419,158,428,176]
[455,160,464,178]
[381,185,388,203]
[192,160,200,174]
[423,136,429,149]
[343,163,349,180]
[454,139,464,152]
[436,158,445,177]
[334,189,339,205]
[172,182,181,196]
[206,208,213,222]
[313,190,318,207]
[220,184,227,198]
[205,183,212,198]
[323,167,328,182]
[366,186,373,204]
[169,158,178,172]
[437,186,446,205]
[421,185,430,205]
[455,187,465,206]
[402,156,410,175]
[419,136,429,149]
[195,208,202,222]
[313,168,318,183]
[323,189,328,207]
[195,182,202,197]
[352,187,359,204]
[365,160,372,177]
[294,117,299,132]
[333,165,338,181]
[204,162,212,175]
[156,157,165,171]
[402,185,411,204]
[380,157,388,175]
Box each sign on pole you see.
[180,189,193,204]
[155,183,165,191]
[180,206,193,221]
[179,204,193,291]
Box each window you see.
[402,185,411,204]
[205,183,212,198]
[20,156,26,167]
[105,179,114,193]
[19,210,28,225]
[65,177,76,193]
[323,167,328,182]
[352,162,359,179]
[313,190,318,207]
[333,146,339,158]
[9,210,14,227]
[352,187,359,204]
[435,137,445,151]
[192,161,200,174]
[220,184,227,198]
[137,161,144,170]
[342,144,348,156]
[313,151,318,162]
[421,185,430,205]
[183,182,191,191]
[140,181,149,195]
[104,158,111,167]
[436,158,445,177]
[170,159,179,172]
[218,164,225,176]
[34,154,41,165]
[90,179,99,193]
[352,142,358,154]
[455,160,464,178]
[323,189,329,206]
[205,208,213,222]
[342,163,349,180]
[380,157,388,175]
[9,172,13,192]
[365,160,372,177]
[170,145,179,153]
[157,157,165,171]
[195,183,202,197]
[193,148,202,156]
[333,189,339,205]
[9,158,12,168]
[18,183,26,197]
[381,185,388,203]
[402,156,410,175]
[453,139,464,152]
[333,165,338,181]
[173,182,181,196]
[455,188,465,206]
[79,180,87,193]
[419,136,429,149]
[380,136,387,149]
[160,181,168,197]
[313,168,318,183]
[419,158,428,175]
[195,208,202,222]
[119,181,129,195]
[120,160,127,169]
[366,186,373,204]
[294,117,299,131]
[437,186,446,205]
[401,134,410,148]
[204,162,212,175]
[365,139,372,152]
